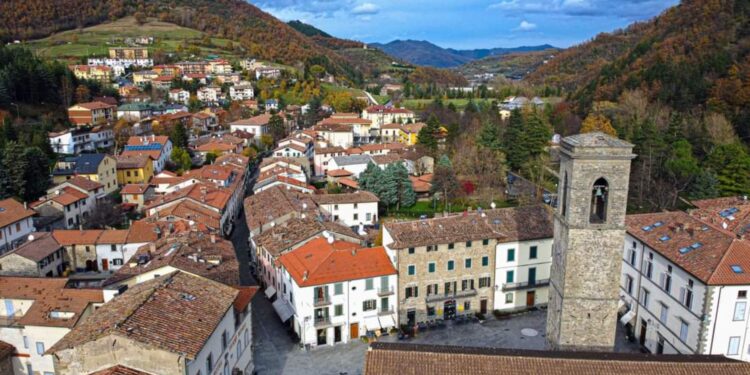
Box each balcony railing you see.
[378,306,395,316]
[313,295,331,307]
[314,316,332,327]
[377,286,395,296]
[502,279,550,292]
[425,289,478,303]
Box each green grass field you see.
[26,17,237,60]
[401,98,493,111]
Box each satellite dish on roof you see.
[327,236,334,244]
[27,234,34,242]
[723,222,728,229]
[189,220,195,226]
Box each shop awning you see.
[379,314,396,329]
[272,298,294,322]
[363,315,382,331]
[264,286,276,299]
[620,309,636,326]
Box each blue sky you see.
[248,0,679,49]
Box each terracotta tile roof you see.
[50,187,89,206]
[146,183,230,212]
[256,175,314,192]
[279,237,396,287]
[408,176,431,193]
[125,220,159,243]
[259,157,306,170]
[483,205,554,243]
[196,142,236,152]
[254,216,360,257]
[363,342,750,375]
[372,154,402,165]
[97,230,129,245]
[233,286,259,312]
[243,186,318,231]
[315,146,346,155]
[401,122,425,134]
[314,123,352,133]
[121,184,151,195]
[313,191,379,205]
[153,200,222,230]
[326,169,353,177]
[320,117,372,125]
[0,198,35,228]
[105,231,239,287]
[89,366,151,375]
[274,143,308,153]
[127,135,170,147]
[52,229,104,245]
[385,211,504,249]
[116,155,152,169]
[66,176,104,192]
[50,272,238,359]
[0,276,102,328]
[708,240,750,285]
[338,178,359,189]
[626,211,738,284]
[381,123,402,130]
[1,232,61,262]
[120,149,161,162]
[230,114,272,126]
[688,196,750,238]
[185,164,234,182]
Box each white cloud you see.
[514,20,537,31]
[352,2,380,15]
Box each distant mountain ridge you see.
[370,39,556,68]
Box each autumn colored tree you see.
[580,113,617,136]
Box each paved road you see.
[229,162,260,286]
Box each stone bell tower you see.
[546,132,636,351]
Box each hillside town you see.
[1,1,750,374]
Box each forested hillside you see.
[527,0,750,210]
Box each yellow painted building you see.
[115,155,154,185]
[52,154,119,195]
[398,122,426,146]
[68,65,112,84]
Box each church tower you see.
[546,132,636,351]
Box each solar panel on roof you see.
[642,226,653,232]
[124,144,162,151]
[659,235,671,242]
[653,221,664,227]
[731,265,744,274]
[691,242,703,249]
[679,247,692,255]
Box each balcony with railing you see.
[502,279,550,292]
[377,286,395,296]
[314,316,332,327]
[313,294,331,307]
[425,289,478,303]
[378,305,395,316]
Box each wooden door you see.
[102,259,109,271]
[350,323,359,340]
[480,299,488,314]
[526,291,535,307]
[639,320,648,346]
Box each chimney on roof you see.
[24,201,27,209]
[149,242,156,253]
[210,233,216,244]
[303,271,308,281]
[351,248,357,256]
[79,224,84,231]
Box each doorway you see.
[102,259,109,271]
[526,290,535,307]
[656,335,665,354]
[443,300,456,320]
[350,323,359,340]
[334,326,342,343]
[480,299,488,314]
[639,319,648,347]
[406,310,416,326]
[317,329,327,346]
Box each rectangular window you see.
[334,304,343,316]
[23,336,29,349]
[466,241,472,248]
[447,260,454,271]
[679,320,689,342]
[728,336,741,356]
[221,331,227,351]
[660,303,668,324]
[506,270,514,283]
[353,213,358,221]
[428,262,436,273]
[206,353,213,373]
[628,248,636,266]
[408,247,415,254]
[427,306,435,316]
[734,301,747,321]
[407,265,415,275]
[363,299,376,311]
[334,283,343,295]
[482,239,489,246]
[529,246,538,259]
[507,249,515,262]
[641,288,650,308]
[479,277,491,288]
[505,293,513,303]
[36,342,44,355]
[426,245,436,252]
[465,258,472,269]
[625,275,634,295]
[365,278,374,290]
[448,243,454,250]
[482,256,489,267]
[464,301,471,311]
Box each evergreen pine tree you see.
[170,122,189,149]
[524,111,552,158]
[417,114,441,153]
[688,170,719,199]
[21,147,49,201]
[503,109,528,170]
[477,120,502,150]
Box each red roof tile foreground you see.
[49,272,239,359]
[0,198,35,229]
[363,343,750,375]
